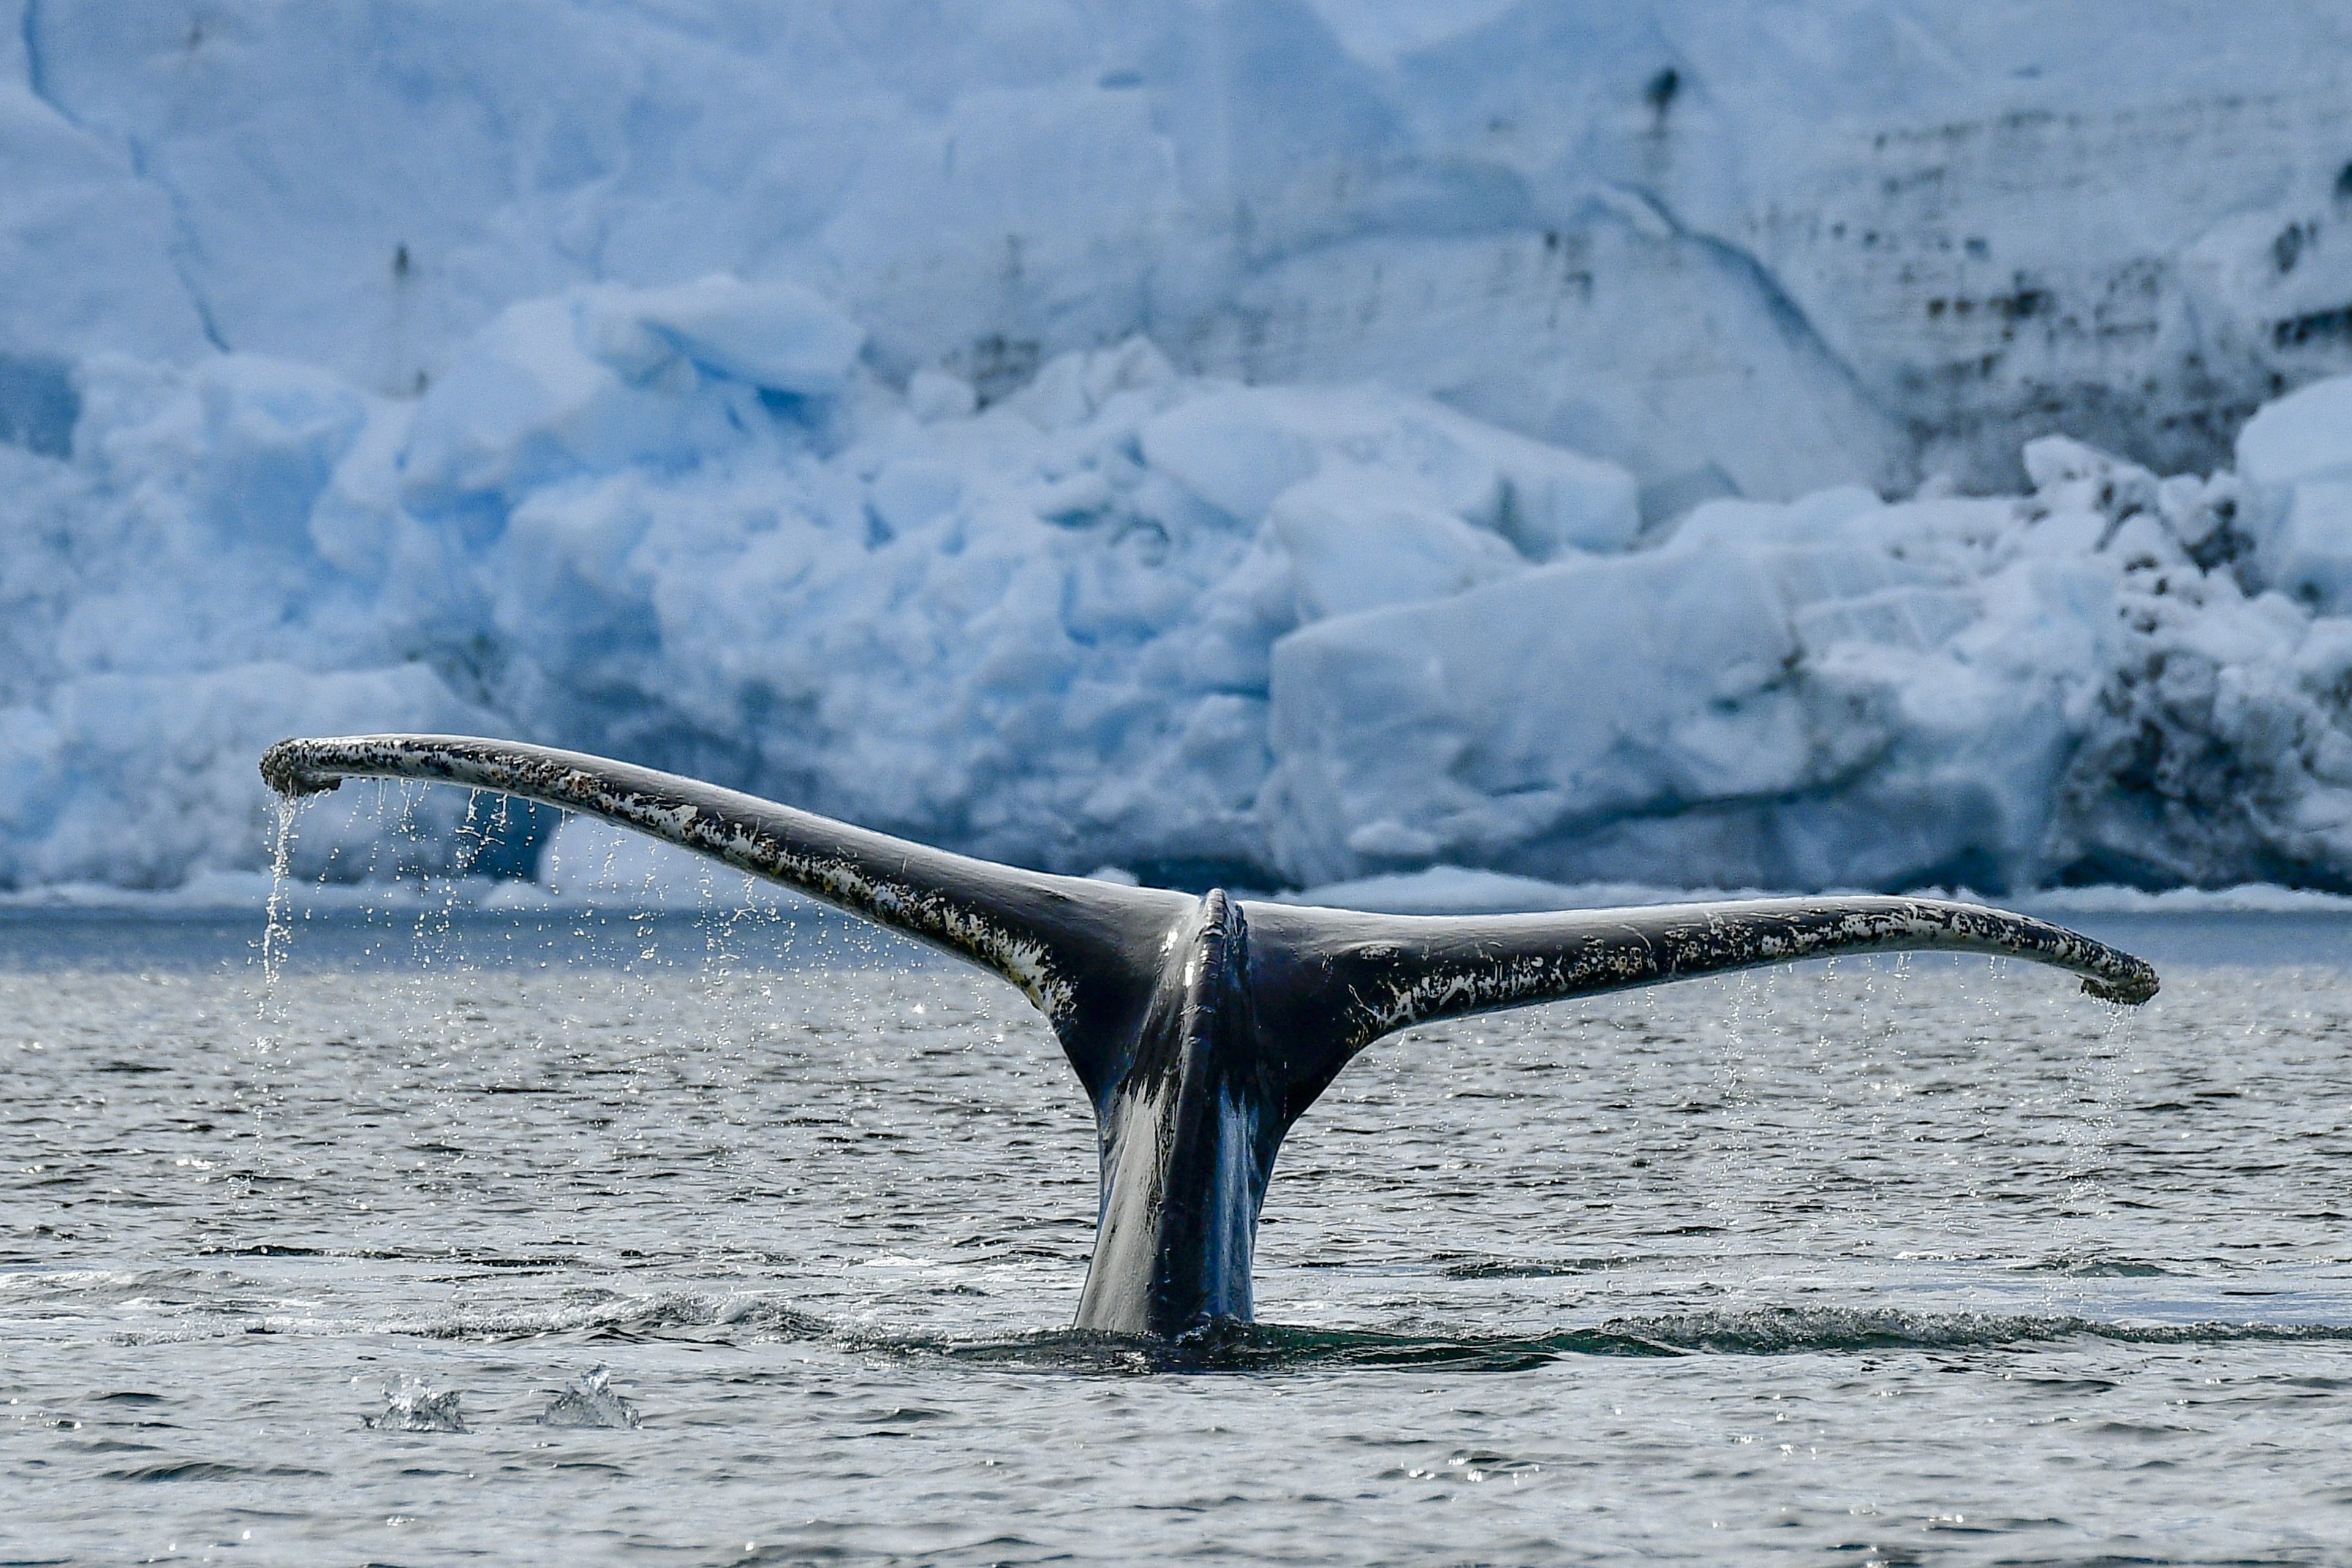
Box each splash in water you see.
[538,1365,642,1428]
[363,1374,467,1433]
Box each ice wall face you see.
[7,1,2352,502]
[10,273,2352,895]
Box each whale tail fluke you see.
[260,736,2158,1061]
[263,733,2160,1336]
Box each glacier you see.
[8,272,2352,897]
[5,1,2352,896]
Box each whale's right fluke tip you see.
[260,738,344,799]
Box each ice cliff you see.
[8,273,2352,895]
[5,2,2352,895]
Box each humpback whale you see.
[261,735,2158,1338]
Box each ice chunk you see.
[868,460,965,537]
[907,368,978,423]
[401,295,651,507]
[1001,338,1179,430]
[1665,485,1883,553]
[401,279,838,510]
[1267,466,1524,621]
[2236,376,2352,489]
[589,275,862,394]
[1264,548,1812,885]
[1139,387,1321,523]
[2022,436,2161,521]
[2261,479,2352,612]
[1424,406,1642,558]
[1141,384,1638,553]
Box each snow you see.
[7,4,2352,899]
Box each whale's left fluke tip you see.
[260,738,342,799]
[2083,963,2160,1007]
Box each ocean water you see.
[3,904,2349,1565]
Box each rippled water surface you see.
[4,906,2351,1564]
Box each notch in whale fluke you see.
[261,733,2158,1336]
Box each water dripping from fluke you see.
[257,792,299,1026]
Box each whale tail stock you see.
[261,733,2159,1335]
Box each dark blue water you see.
[3,906,2350,1564]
